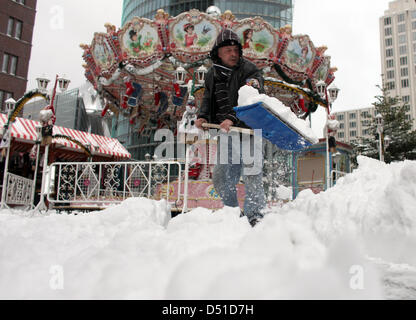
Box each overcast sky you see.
[27,0,393,134]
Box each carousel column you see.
[30,125,42,209]
[35,144,50,211]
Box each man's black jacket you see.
[197,58,265,128]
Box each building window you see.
[338,132,344,139]
[401,78,409,88]
[386,48,394,57]
[405,114,411,120]
[387,70,395,79]
[399,34,407,44]
[398,24,406,33]
[386,59,394,68]
[349,113,357,120]
[1,53,18,75]
[7,18,14,36]
[350,131,357,137]
[1,54,9,73]
[362,129,370,136]
[384,17,392,25]
[400,56,408,65]
[14,20,22,39]
[350,122,357,128]
[385,27,392,36]
[361,111,370,118]
[386,81,395,90]
[386,38,393,46]
[402,95,410,103]
[337,114,344,121]
[6,17,23,40]
[401,68,409,77]
[398,14,405,23]
[340,123,344,129]
[399,45,407,55]
[413,21,416,29]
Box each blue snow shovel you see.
[234,101,315,151]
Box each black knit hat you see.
[210,29,242,64]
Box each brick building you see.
[0,0,37,112]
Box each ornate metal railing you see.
[47,161,182,206]
[5,173,34,206]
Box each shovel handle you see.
[201,123,254,135]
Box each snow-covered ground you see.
[1,156,415,299]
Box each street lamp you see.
[36,77,50,92]
[328,84,340,104]
[196,65,208,85]
[58,76,71,92]
[316,80,327,98]
[175,66,186,85]
[4,98,16,114]
[375,113,384,162]
[323,82,340,190]
[384,135,391,149]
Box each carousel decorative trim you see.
[81,9,337,131]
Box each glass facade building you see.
[122,0,293,29]
[23,88,111,135]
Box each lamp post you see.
[174,64,207,213]
[375,113,384,162]
[34,74,69,211]
[317,81,340,190]
[0,98,16,209]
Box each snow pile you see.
[2,156,416,299]
[237,85,318,144]
[277,156,416,265]
[276,185,292,200]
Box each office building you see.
[380,0,416,129]
[122,0,293,29]
[332,107,376,144]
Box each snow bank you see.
[276,156,416,266]
[238,85,318,144]
[2,156,415,299]
[0,198,171,299]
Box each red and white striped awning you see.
[0,114,131,159]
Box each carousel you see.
[78,8,339,211]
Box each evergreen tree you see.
[355,86,416,163]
